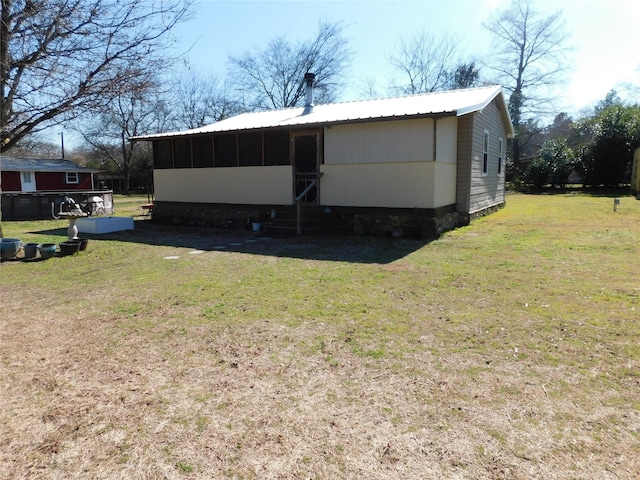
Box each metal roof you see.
[132,85,514,140]
[0,157,98,173]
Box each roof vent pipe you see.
[304,72,315,109]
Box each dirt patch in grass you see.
[1,193,639,479]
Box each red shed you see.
[1,156,113,220]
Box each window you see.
[482,130,489,176]
[498,137,504,175]
[238,132,263,166]
[153,139,173,169]
[213,133,238,167]
[66,172,79,184]
[192,136,213,168]
[173,138,192,168]
[264,130,290,166]
[21,172,32,183]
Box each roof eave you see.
[130,111,460,141]
[456,88,515,138]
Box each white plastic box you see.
[76,216,134,234]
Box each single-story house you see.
[0,157,114,220]
[132,80,514,236]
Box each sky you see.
[171,0,640,114]
[54,0,639,151]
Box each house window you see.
[238,131,263,166]
[482,130,489,176]
[22,172,32,183]
[498,137,504,175]
[66,172,79,184]
[192,136,213,168]
[153,139,173,169]
[173,138,192,168]
[213,133,238,167]
[264,130,290,166]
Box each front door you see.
[293,132,320,204]
[21,171,36,192]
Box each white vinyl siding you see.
[154,166,293,205]
[324,118,435,164]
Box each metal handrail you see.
[294,172,323,202]
[294,172,323,234]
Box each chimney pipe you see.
[304,72,315,108]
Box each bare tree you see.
[355,75,383,100]
[229,21,352,110]
[483,0,571,165]
[0,0,192,152]
[388,30,461,95]
[0,0,191,235]
[171,69,242,129]
[76,84,171,195]
[5,137,62,159]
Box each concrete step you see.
[264,208,352,235]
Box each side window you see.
[498,137,504,175]
[482,130,489,176]
[66,172,79,184]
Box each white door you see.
[21,171,36,192]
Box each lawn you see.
[1,192,639,479]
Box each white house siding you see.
[324,118,435,164]
[320,162,455,209]
[154,166,293,205]
[466,100,507,214]
[433,161,458,207]
[320,117,457,209]
[435,116,458,163]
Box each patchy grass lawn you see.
[1,192,639,479]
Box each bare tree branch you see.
[1,0,193,152]
[171,69,242,129]
[74,83,170,195]
[483,0,571,124]
[228,20,352,111]
[483,0,571,166]
[388,30,461,95]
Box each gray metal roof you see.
[0,157,98,173]
[132,85,514,140]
